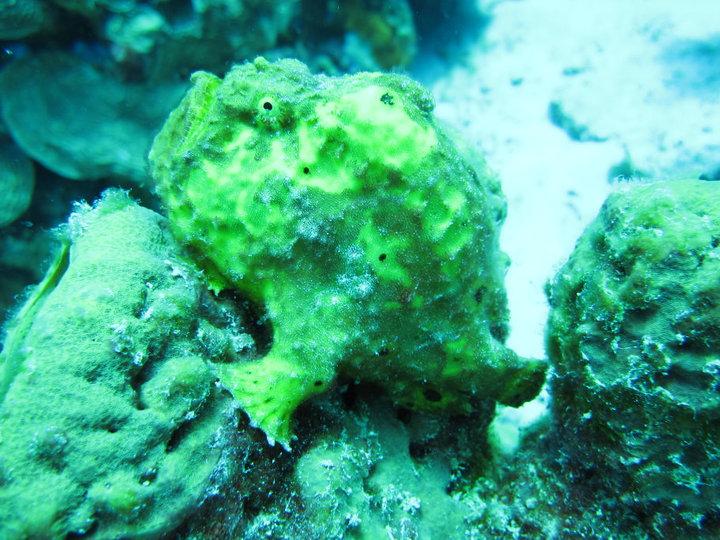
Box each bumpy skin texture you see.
[150,58,546,448]
[0,192,239,538]
[547,179,720,535]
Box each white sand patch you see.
[431,0,720,361]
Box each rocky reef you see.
[0,192,251,537]
[546,179,720,536]
[0,138,34,228]
[0,51,185,184]
[430,178,720,539]
[1,2,719,537]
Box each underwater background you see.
[1,0,719,538]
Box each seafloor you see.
[1,1,719,538]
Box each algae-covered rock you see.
[0,191,241,538]
[0,0,47,39]
[52,0,137,15]
[546,179,720,535]
[296,0,485,73]
[341,0,416,68]
[294,402,472,538]
[50,0,300,78]
[0,138,34,228]
[150,57,546,448]
[241,389,492,539]
[0,170,113,324]
[299,0,417,71]
[104,4,166,58]
[0,51,186,183]
[459,410,658,538]
[151,0,299,71]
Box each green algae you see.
[0,191,240,538]
[546,179,720,535]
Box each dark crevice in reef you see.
[241,302,274,358]
[28,165,115,228]
[164,393,215,454]
[165,418,194,454]
[130,358,154,411]
[203,287,274,358]
[66,519,99,539]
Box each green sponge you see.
[150,57,546,448]
[547,179,720,535]
[0,192,234,538]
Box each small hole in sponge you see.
[378,253,387,262]
[139,468,157,484]
[314,380,323,387]
[263,101,273,111]
[409,442,431,460]
[423,388,442,402]
[395,406,412,423]
[165,420,193,453]
[378,347,390,357]
[380,93,394,105]
[67,522,99,538]
[473,287,485,303]
[303,166,310,174]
